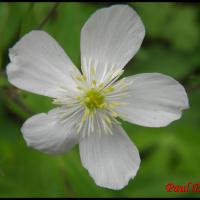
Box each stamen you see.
[111,111,118,118]
[76,96,81,100]
[92,80,97,87]
[90,66,96,75]
[77,86,83,90]
[76,75,87,82]
[102,85,114,94]
[98,83,104,89]
[55,67,130,138]
[81,108,91,123]
[105,115,112,124]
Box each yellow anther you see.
[109,101,121,109]
[81,108,90,123]
[77,86,83,90]
[82,75,87,81]
[76,76,82,81]
[111,111,118,118]
[91,66,96,75]
[85,97,90,102]
[99,83,104,89]
[66,103,74,108]
[112,102,120,106]
[76,96,81,100]
[76,75,87,82]
[92,80,97,86]
[99,102,106,109]
[105,116,112,124]
[102,86,114,94]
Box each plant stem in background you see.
[37,2,60,30]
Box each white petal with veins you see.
[21,107,82,154]
[79,123,140,190]
[109,73,189,127]
[81,5,145,84]
[7,31,80,98]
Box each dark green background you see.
[0,2,200,197]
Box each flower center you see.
[52,69,130,137]
[83,89,105,111]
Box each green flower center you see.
[82,89,105,111]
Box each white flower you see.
[6,5,189,190]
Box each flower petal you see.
[21,107,81,155]
[81,5,145,84]
[7,31,79,98]
[112,73,189,127]
[79,124,140,190]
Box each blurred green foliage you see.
[0,2,200,197]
